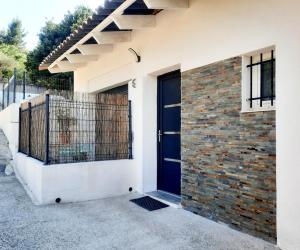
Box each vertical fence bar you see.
[23,72,26,100]
[260,53,263,107]
[271,50,274,106]
[6,78,9,107]
[13,68,17,103]
[2,83,4,110]
[69,77,72,91]
[28,102,32,157]
[128,100,133,159]
[45,94,50,165]
[250,56,253,108]
[18,107,22,152]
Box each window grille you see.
[247,50,275,109]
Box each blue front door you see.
[157,70,181,195]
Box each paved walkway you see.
[0,175,277,250]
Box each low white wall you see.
[0,103,19,156]
[15,153,136,205]
[14,154,43,203]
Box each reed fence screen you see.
[19,92,132,164]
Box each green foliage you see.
[0,19,27,79]
[0,52,15,78]
[0,44,27,79]
[0,30,6,44]
[0,18,26,48]
[71,6,93,32]
[26,5,93,80]
[0,5,92,84]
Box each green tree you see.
[71,6,93,32]
[0,52,15,79]
[0,44,27,79]
[26,5,93,81]
[0,30,6,44]
[0,19,26,48]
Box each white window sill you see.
[241,99,276,113]
[241,106,276,113]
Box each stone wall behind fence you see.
[181,57,276,242]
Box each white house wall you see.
[73,1,300,249]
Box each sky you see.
[0,0,105,51]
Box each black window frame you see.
[247,50,275,108]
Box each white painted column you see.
[73,70,88,92]
[276,34,300,250]
[130,73,144,193]
[142,75,158,192]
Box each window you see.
[101,84,128,95]
[242,49,275,112]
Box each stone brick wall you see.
[181,57,276,242]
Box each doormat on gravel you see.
[130,196,169,211]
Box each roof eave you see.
[44,0,137,73]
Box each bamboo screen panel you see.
[95,94,129,161]
[30,103,46,161]
[48,92,130,164]
[19,108,29,155]
[19,97,46,161]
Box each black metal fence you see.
[19,92,133,164]
[1,69,72,110]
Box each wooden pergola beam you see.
[92,31,132,44]
[113,15,156,30]
[77,44,114,55]
[38,64,51,71]
[48,65,64,74]
[66,54,99,64]
[143,0,189,9]
[55,61,86,72]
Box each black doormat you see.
[130,196,169,211]
[0,165,5,172]
[0,164,5,176]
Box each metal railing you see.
[0,69,72,110]
[19,92,133,165]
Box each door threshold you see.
[146,190,181,209]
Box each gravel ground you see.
[0,175,277,250]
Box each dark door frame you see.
[157,69,181,195]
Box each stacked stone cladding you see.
[181,57,276,242]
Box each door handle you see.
[158,130,162,143]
